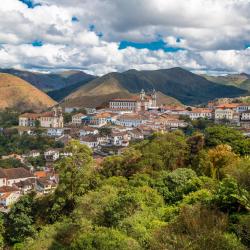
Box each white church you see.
[109,89,157,112]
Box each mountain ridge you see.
[65,67,247,106]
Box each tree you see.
[205,125,250,155]
[150,204,246,250]
[207,144,238,180]
[139,131,189,171]
[5,193,36,245]
[51,140,94,218]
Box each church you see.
[109,89,157,112]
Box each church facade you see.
[109,89,157,112]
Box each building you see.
[44,149,60,161]
[83,113,111,127]
[109,89,157,112]
[0,186,21,207]
[79,126,99,136]
[215,108,234,121]
[0,167,35,187]
[72,113,86,124]
[80,135,99,148]
[19,106,64,128]
[115,113,148,127]
[237,103,250,113]
[241,110,250,121]
[188,108,213,120]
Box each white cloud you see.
[0,0,249,74]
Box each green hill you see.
[66,67,247,106]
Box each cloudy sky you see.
[0,0,249,75]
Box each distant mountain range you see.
[65,67,247,107]
[0,73,56,111]
[0,68,95,91]
[0,67,248,110]
[203,73,250,91]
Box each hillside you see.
[203,73,250,91]
[0,68,95,91]
[0,73,56,111]
[66,67,247,106]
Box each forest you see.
[0,125,249,249]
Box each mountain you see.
[65,67,247,106]
[203,73,250,91]
[47,77,97,101]
[0,73,56,111]
[0,68,95,91]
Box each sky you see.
[0,0,250,75]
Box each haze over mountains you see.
[0,67,248,111]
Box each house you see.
[115,113,148,127]
[79,126,99,136]
[108,131,130,146]
[109,89,157,112]
[15,178,36,194]
[80,135,99,148]
[128,129,144,140]
[83,113,111,127]
[26,150,41,158]
[188,108,213,120]
[72,113,86,125]
[44,149,60,161]
[19,106,64,128]
[215,108,234,121]
[47,128,64,137]
[0,167,35,187]
[241,110,250,121]
[36,178,57,194]
[0,186,21,207]
[236,103,250,113]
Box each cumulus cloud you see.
[0,0,249,74]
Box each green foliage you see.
[1,127,249,249]
[205,125,250,155]
[0,158,25,168]
[5,194,36,244]
[51,140,95,220]
[150,204,246,250]
[0,109,19,128]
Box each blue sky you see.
[0,0,249,75]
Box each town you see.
[0,89,250,210]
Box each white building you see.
[188,109,213,120]
[72,113,86,125]
[109,89,157,112]
[115,114,148,127]
[19,106,64,128]
[0,186,21,207]
[79,126,99,136]
[0,167,35,187]
[215,108,234,121]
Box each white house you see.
[188,108,213,120]
[47,128,64,137]
[0,167,35,187]
[0,186,21,207]
[80,135,99,148]
[79,126,99,136]
[44,149,60,161]
[72,113,86,125]
[115,114,148,127]
[215,108,234,121]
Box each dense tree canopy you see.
[0,127,249,249]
